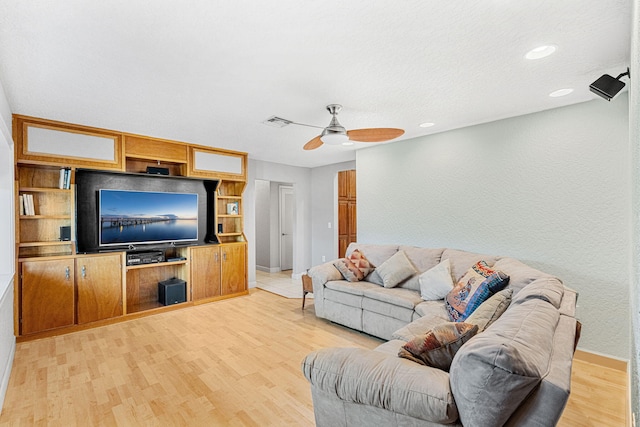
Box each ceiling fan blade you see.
[347,128,404,142]
[303,135,323,150]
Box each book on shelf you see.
[59,168,71,189]
[18,195,24,215]
[22,194,35,215]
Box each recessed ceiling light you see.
[419,122,435,128]
[549,88,574,97]
[525,45,557,60]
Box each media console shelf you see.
[13,115,248,340]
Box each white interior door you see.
[279,186,294,271]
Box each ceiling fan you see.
[267,104,404,151]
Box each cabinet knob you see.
[81,265,86,279]
[65,267,70,280]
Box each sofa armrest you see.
[308,262,342,317]
[302,347,458,424]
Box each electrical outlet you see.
[322,256,326,262]
[328,222,332,229]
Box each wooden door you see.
[221,243,247,295]
[76,254,123,324]
[338,170,356,258]
[21,259,75,334]
[191,246,221,301]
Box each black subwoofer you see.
[158,277,186,305]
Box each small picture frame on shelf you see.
[227,202,239,215]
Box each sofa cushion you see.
[325,279,379,296]
[414,300,449,318]
[302,347,459,424]
[346,243,398,269]
[441,249,499,282]
[396,246,445,290]
[399,322,478,371]
[450,297,560,426]
[465,288,513,332]
[324,288,364,308]
[393,306,450,342]
[376,250,417,288]
[363,286,423,309]
[511,277,564,309]
[445,261,510,322]
[419,258,454,300]
[493,257,557,295]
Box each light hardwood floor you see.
[0,288,628,426]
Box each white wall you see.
[629,0,639,418]
[310,161,356,265]
[254,179,271,270]
[0,78,15,413]
[245,159,311,285]
[357,97,630,359]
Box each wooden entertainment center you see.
[13,115,248,341]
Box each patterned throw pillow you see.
[333,249,374,282]
[445,261,510,322]
[398,322,478,371]
[348,249,375,277]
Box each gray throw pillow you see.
[376,250,417,288]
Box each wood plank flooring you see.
[0,289,628,426]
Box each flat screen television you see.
[99,189,199,247]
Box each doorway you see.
[254,180,294,274]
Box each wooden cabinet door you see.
[76,254,123,324]
[191,246,221,301]
[221,243,246,295]
[348,201,357,246]
[338,170,356,258]
[21,259,75,335]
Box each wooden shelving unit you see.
[13,114,249,341]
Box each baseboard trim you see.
[574,349,628,372]
[256,265,281,273]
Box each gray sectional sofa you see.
[302,243,579,426]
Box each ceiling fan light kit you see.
[304,104,404,150]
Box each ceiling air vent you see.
[262,116,292,128]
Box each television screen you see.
[99,189,198,247]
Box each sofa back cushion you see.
[449,297,560,426]
[396,246,445,290]
[493,257,558,296]
[346,243,398,267]
[441,249,499,282]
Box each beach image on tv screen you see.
[99,189,198,246]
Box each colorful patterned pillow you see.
[334,258,362,282]
[398,322,478,371]
[445,261,510,322]
[333,249,374,282]
[347,249,375,277]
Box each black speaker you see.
[60,226,71,241]
[158,278,186,305]
[589,74,626,101]
[146,166,170,175]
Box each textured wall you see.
[254,179,271,269]
[245,159,312,284]
[310,161,356,266]
[357,98,630,358]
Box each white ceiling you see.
[0,1,631,168]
